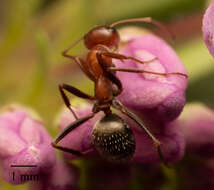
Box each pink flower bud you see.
[202,1,214,58]
[0,105,56,185]
[124,115,185,163]
[114,34,188,122]
[177,103,214,158]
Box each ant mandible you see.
[52,17,187,162]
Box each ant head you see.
[92,113,135,162]
[84,26,120,50]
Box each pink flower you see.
[0,104,56,184]
[114,34,188,122]
[202,1,214,58]
[176,103,214,158]
[124,114,185,163]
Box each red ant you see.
[52,17,187,162]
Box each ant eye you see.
[108,27,116,32]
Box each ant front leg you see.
[62,39,95,81]
[99,52,188,78]
[59,84,95,119]
[100,51,158,65]
[108,67,188,78]
[96,52,123,96]
[52,113,95,156]
[62,54,95,81]
[105,71,123,96]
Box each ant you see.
[52,17,187,162]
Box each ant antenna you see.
[62,37,84,56]
[110,17,175,41]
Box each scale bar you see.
[10,165,37,168]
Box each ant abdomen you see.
[92,113,136,162]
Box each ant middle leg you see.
[52,113,95,156]
[108,67,188,78]
[59,84,95,119]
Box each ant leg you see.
[61,39,95,81]
[60,84,95,100]
[97,48,187,78]
[112,99,161,147]
[112,99,167,164]
[59,84,95,119]
[52,113,95,156]
[108,67,188,78]
[106,72,123,96]
[100,51,157,65]
[62,54,95,81]
[96,52,123,96]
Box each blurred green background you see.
[0,0,213,189]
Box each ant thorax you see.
[92,113,135,162]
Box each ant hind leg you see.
[52,113,95,156]
[112,99,168,165]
